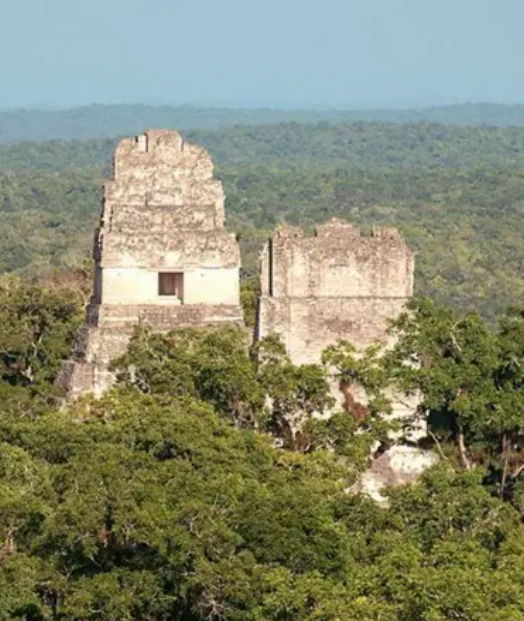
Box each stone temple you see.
[257,220,436,501]
[258,220,415,364]
[59,130,243,397]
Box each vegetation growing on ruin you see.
[1,279,524,619]
[3,116,524,617]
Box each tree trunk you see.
[500,433,509,498]
[457,428,473,470]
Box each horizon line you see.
[2,100,524,114]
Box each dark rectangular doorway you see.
[158,272,184,300]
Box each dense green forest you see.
[3,102,524,143]
[1,277,524,619]
[2,117,524,618]
[4,120,524,170]
[1,121,524,319]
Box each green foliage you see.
[0,168,100,273]
[322,340,395,447]
[113,326,265,426]
[0,276,83,388]
[198,121,524,167]
[114,328,343,453]
[113,326,374,462]
[0,390,350,620]
[253,335,335,451]
[388,297,524,506]
[1,390,524,619]
[7,120,524,170]
[3,113,524,617]
[0,278,522,617]
[239,276,260,328]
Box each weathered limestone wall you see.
[93,128,239,304]
[257,219,434,502]
[101,267,239,306]
[263,221,413,300]
[258,219,414,363]
[259,297,408,365]
[258,219,437,502]
[59,130,243,397]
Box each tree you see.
[253,335,334,451]
[113,326,265,427]
[388,296,524,508]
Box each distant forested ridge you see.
[4,121,524,171]
[3,102,524,143]
[1,120,524,320]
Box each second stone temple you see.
[59,130,243,396]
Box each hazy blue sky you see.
[1,0,523,109]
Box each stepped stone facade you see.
[59,129,243,397]
[258,220,415,363]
